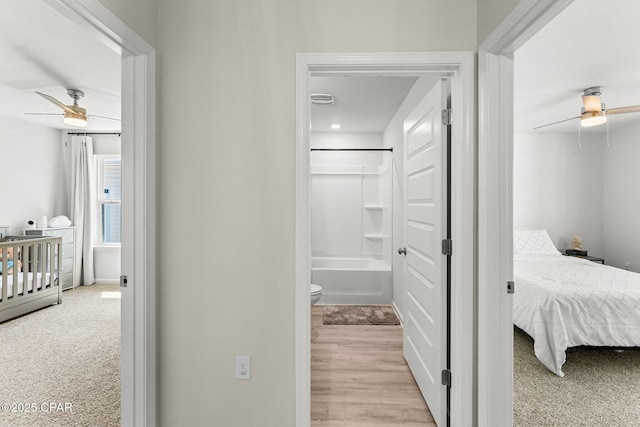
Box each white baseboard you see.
[94,279,120,285]
[392,300,404,326]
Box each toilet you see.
[310,284,323,306]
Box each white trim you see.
[296,52,474,426]
[43,1,156,426]
[477,1,574,426]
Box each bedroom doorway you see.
[296,52,474,426]
[475,0,640,425]
[41,1,157,425]
[481,0,640,425]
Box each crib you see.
[0,235,62,323]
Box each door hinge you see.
[120,275,128,288]
[441,239,453,256]
[507,281,515,294]
[441,369,452,387]
[442,108,452,126]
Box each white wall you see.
[513,132,604,255]
[94,246,121,283]
[382,76,440,322]
[603,122,640,271]
[0,116,66,235]
[92,133,122,155]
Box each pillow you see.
[513,228,561,255]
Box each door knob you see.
[398,247,407,255]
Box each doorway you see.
[480,0,640,425]
[42,1,157,425]
[296,52,474,427]
[477,0,575,425]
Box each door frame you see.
[296,52,474,426]
[43,1,157,426]
[477,1,574,425]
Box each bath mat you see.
[322,305,400,326]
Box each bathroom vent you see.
[310,93,334,105]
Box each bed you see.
[513,228,640,377]
[0,235,62,323]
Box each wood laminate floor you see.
[311,306,436,427]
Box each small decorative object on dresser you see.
[24,226,76,290]
[566,235,587,256]
[571,235,583,250]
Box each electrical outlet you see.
[624,262,631,270]
[235,356,251,380]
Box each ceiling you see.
[515,0,640,133]
[310,76,419,133]
[3,0,635,135]
[0,0,121,131]
[317,0,640,135]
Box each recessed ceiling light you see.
[331,124,341,129]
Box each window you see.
[97,155,121,245]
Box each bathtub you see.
[311,257,392,304]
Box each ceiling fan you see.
[533,86,640,130]
[25,89,120,128]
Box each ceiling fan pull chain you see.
[606,120,610,147]
[577,118,582,150]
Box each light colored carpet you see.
[514,326,640,426]
[0,283,120,427]
[322,304,401,325]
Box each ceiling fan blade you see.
[533,116,580,130]
[35,91,75,115]
[605,105,640,115]
[582,95,602,112]
[88,114,121,122]
[24,112,63,116]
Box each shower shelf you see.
[364,234,385,240]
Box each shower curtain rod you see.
[310,148,393,152]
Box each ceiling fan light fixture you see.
[582,95,603,112]
[63,111,87,128]
[580,110,607,127]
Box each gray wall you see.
[0,116,66,234]
[513,132,604,255]
[155,1,476,425]
[603,122,640,271]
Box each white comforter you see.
[513,254,640,376]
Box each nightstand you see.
[564,254,605,264]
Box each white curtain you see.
[69,135,96,286]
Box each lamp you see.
[63,111,87,128]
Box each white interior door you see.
[402,80,448,426]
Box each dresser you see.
[24,227,76,290]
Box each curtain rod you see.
[67,132,121,136]
[310,148,393,152]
